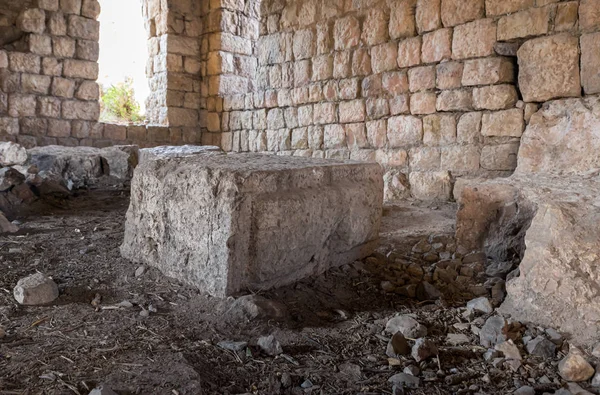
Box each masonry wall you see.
[215,0,598,201]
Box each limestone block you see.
[75,81,99,101]
[362,9,389,46]
[436,62,463,90]
[42,57,62,76]
[62,100,100,120]
[76,39,100,61]
[81,0,101,19]
[29,34,52,55]
[52,78,76,98]
[473,85,518,110]
[8,53,41,74]
[98,145,139,179]
[38,0,59,11]
[485,0,534,16]
[324,124,346,149]
[8,94,37,117]
[388,115,423,147]
[408,66,435,92]
[579,0,600,31]
[517,34,581,103]
[410,92,437,115]
[366,120,387,148]
[409,146,440,170]
[13,273,59,305]
[581,33,600,95]
[462,57,514,86]
[120,154,383,297]
[416,0,441,34]
[383,71,409,95]
[436,89,472,112]
[104,124,126,140]
[497,6,551,41]
[389,94,410,115]
[0,51,7,69]
[0,118,19,136]
[53,36,76,58]
[555,2,578,32]
[480,143,519,171]
[21,74,51,95]
[293,29,315,60]
[423,114,456,146]
[441,145,480,172]
[0,142,27,166]
[518,97,600,175]
[452,19,496,60]
[49,12,67,35]
[67,15,99,41]
[313,102,336,124]
[63,59,99,80]
[366,97,390,119]
[371,43,397,74]
[60,0,81,14]
[339,100,365,123]
[409,171,452,200]
[334,16,361,50]
[345,123,368,149]
[47,119,70,138]
[390,0,417,39]
[421,28,452,64]
[441,0,484,27]
[481,109,524,137]
[397,37,422,68]
[17,9,46,34]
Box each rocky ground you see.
[1,186,599,395]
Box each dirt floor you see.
[0,186,577,395]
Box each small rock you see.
[300,379,313,389]
[227,295,287,321]
[0,212,18,234]
[513,385,535,395]
[381,281,396,292]
[88,384,118,395]
[558,347,595,382]
[567,383,594,395]
[416,282,441,301]
[388,373,420,388]
[446,333,470,346]
[387,332,411,357]
[412,239,431,254]
[591,371,600,387]
[592,343,600,358]
[411,338,438,362]
[257,335,283,356]
[116,300,133,308]
[13,273,59,305]
[281,372,292,388]
[479,315,508,348]
[385,315,427,339]
[0,142,27,166]
[483,349,501,361]
[395,284,417,298]
[403,365,420,376]
[495,340,522,361]
[545,328,563,345]
[467,297,493,314]
[338,363,362,380]
[526,336,556,358]
[217,341,247,352]
[134,266,145,278]
[139,309,149,317]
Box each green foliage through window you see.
[100,77,143,123]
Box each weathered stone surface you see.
[409,171,452,200]
[462,57,514,87]
[385,315,427,338]
[139,145,223,164]
[452,19,496,60]
[121,154,383,297]
[558,348,595,382]
[100,145,139,180]
[416,0,441,34]
[517,34,581,103]
[481,109,524,137]
[13,273,59,305]
[497,6,551,41]
[581,33,600,95]
[473,85,518,110]
[441,0,484,27]
[0,142,27,166]
[389,0,417,39]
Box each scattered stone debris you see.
[480,315,508,348]
[411,338,438,362]
[386,332,411,357]
[385,315,427,339]
[466,296,493,314]
[526,335,557,358]
[257,335,283,356]
[13,272,59,305]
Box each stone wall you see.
[1,0,600,200]
[213,0,597,200]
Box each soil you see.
[0,186,572,395]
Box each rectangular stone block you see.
[121,154,383,297]
[462,57,514,86]
[452,18,496,60]
[473,85,518,110]
[441,0,484,27]
[421,28,452,63]
[581,33,600,95]
[481,108,524,137]
[398,36,422,68]
[579,0,600,31]
[497,6,550,41]
[485,0,534,16]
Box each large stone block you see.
[452,18,496,60]
[441,0,484,27]
[497,6,551,41]
[518,34,581,103]
[121,154,383,297]
[581,33,600,95]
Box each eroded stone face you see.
[121,154,383,297]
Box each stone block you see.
[77,39,100,61]
[293,29,315,60]
[409,146,440,170]
[63,59,99,80]
[408,66,436,92]
[579,0,600,31]
[38,0,59,11]
[81,0,101,19]
[0,51,7,69]
[416,0,441,34]
[9,95,37,117]
[60,0,82,14]
[485,0,534,16]
[0,117,19,136]
[53,36,76,58]
[121,154,383,297]
[481,109,524,137]
[410,92,437,115]
[518,34,581,102]
[38,96,61,118]
[383,71,409,95]
[324,124,345,149]
[62,100,100,120]
[436,62,463,90]
[352,48,372,76]
[388,115,423,147]
[480,143,519,170]
[441,145,480,172]
[17,9,46,34]
[8,53,41,74]
[390,0,417,39]
[389,94,410,115]
[52,78,76,98]
[452,19,496,60]
[339,100,365,123]
[345,123,368,149]
[67,15,99,41]
[555,2,578,32]
[21,74,51,95]
[441,0,484,27]
[366,120,387,148]
[497,6,550,41]
[334,16,361,50]
[473,85,518,110]
[29,34,52,55]
[397,37,422,68]
[409,171,452,200]
[423,114,456,146]
[462,57,514,86]
[47,119,71,137]
[362,9,389,46]
[581,33,600,95]
[13,273,59,305]
[421,28,452,64]
[371,43,398,73]
[436,90,472,112]
[48,12,67,35]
